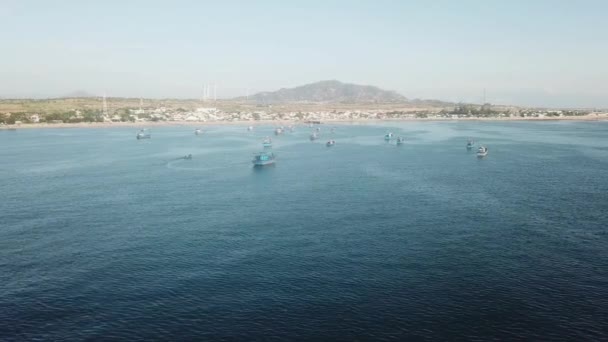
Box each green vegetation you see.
[448,103,506,117]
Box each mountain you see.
[243,80,407,104]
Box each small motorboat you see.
[195,128,203,135]
[274,127,283,136]
[136,129,151,140]
[326,140,335,147]
[262,137,272,148]
[183,154,193,160]
[310,132,318,141]
[247,126,254,131]
[396,137,405,145]
[477,146,488,158]
[384,132,393,141]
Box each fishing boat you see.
[384,132,393,141]
[466,139,474,150]
[310,132,318,141]
[252,151,276,166]
[326,140,335,147]
[477,146,488,158]
[195,128,203,135]
[136,129,151,140]
[183,154,192,160]
[396,137,405,145]
[262,137,272,148]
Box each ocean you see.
[1,121,607,340]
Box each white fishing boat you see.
[136,129,151,140]
[477,146,488,158]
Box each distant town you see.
[0,100,602,126]
[1,81,605,126]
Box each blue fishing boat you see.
[252,151,276,166]
[466,139,474,150]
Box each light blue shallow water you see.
[1,122,608,340]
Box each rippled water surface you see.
[1,122,608,340]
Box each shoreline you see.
[2,114,607,130]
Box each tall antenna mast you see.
[102,92,108,118]
[483,88,486,104]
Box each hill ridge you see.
[241,80,408,104]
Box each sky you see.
[1,0,607,108]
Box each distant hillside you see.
[409,98,456,107]
[242,80,408,104]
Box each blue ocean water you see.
[1,122,608,341]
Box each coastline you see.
[2,114,607,130]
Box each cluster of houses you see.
[2,106,599,125]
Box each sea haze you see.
[1,122,608,340]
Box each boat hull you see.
[253,160,276,167]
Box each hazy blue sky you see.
[1,0,607,107]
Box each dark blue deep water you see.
[1,122,608,341]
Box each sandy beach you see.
[1,113,607,130]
